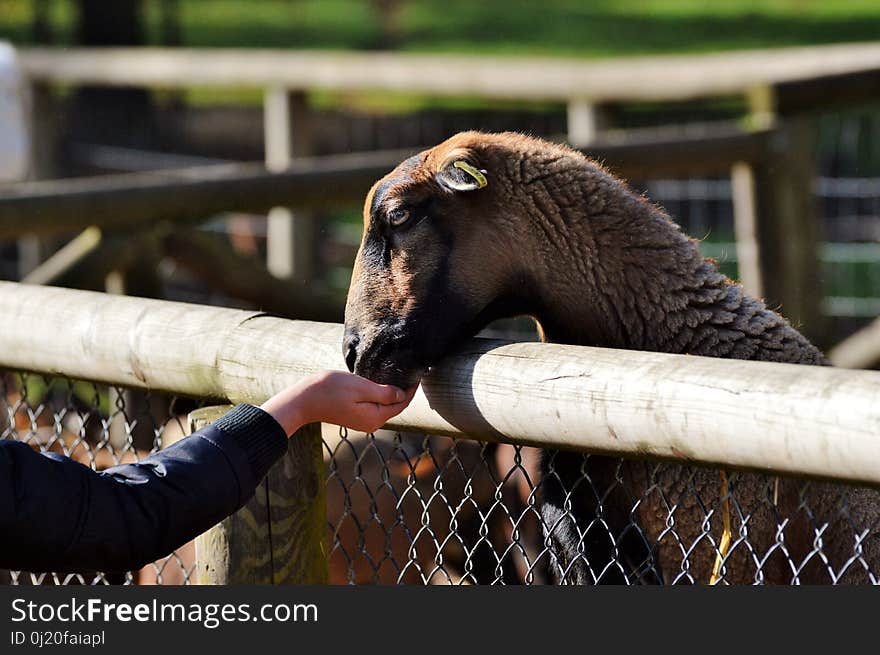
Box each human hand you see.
[260,371,417,436]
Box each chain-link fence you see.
[3,370,878,586]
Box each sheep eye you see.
[388,208,411,227]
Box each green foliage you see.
[3,0,880,56]
[14,373,112,417]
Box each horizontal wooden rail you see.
[0,150,410,238]
[17,43,880,106]
[0,125,769,238]
[1,282,878,487]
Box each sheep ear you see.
[436,160,488,192]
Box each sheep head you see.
[343,130,701,387]
[343,131,546,388]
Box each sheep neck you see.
[517,167,825,365]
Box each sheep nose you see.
[343,332,360,373]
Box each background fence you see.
[7,44,880,357]
[1,284,878,586]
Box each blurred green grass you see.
[3,0,880,56]
[9,0,880,110]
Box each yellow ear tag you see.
[453,161,488,189]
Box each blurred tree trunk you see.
[31,0,53,43]
[67,0,155,169]
[76,0,143,45]
[371,0,403,49]
[158,0,184,111]
[159,0,182,47]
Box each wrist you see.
[260,394,307,437]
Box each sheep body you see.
[344,131,876,584]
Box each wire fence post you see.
[191,406,328,584]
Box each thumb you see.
[366,382,406,405]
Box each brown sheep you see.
[343,131,879,584]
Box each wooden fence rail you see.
[0,281,877,488]
[0,151,406,238]
[18,44,880,108]
[0,124,770,238]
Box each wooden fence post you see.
[190,406,327,584]
[566,98,611,147]
[729,161,763,299]
[728,84,776,300]
[749,118,825,344]
[264,87,317,283]
[22,74,62,276]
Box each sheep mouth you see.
[366,365,425,390]
[353,302,493,389]
[353,343,427,389]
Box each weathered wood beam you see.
[0,150,415,239]
[18,44,880,105]
[264,88,315,282]
[775,68,880,116]
[829,318,880,370]
[566,99,611,147]
[20,227,146,290]
[729,162,763,298]
[750,120,824,344]
[589,123,771,180]
[21,227,101,285]
[161,226,342,322]
[191,407,327,585]
[0,282,877,487]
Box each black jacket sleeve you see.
[0,404,288,573]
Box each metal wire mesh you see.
[325,429,880,585]
[3,371,878,585]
